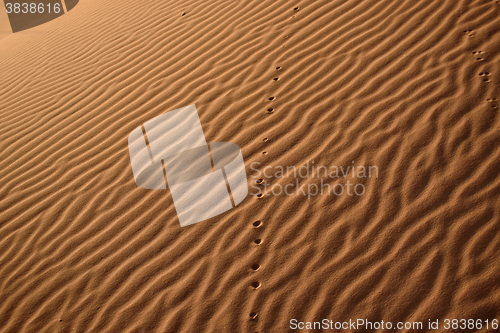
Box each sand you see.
[0,0,500,332]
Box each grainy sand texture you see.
[1,0,500,332]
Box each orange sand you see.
[0,0,500,332]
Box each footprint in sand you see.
[474,51,485,61]
[487,98,498,108]
[251,281,261,289]
[480,72,491,81]
[463,30,473,37]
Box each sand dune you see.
[1,0,500,332]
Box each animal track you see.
[487,98,498,108]
[251,281,261,289]
[480,72,491,82]
[254,63,277,314]
[463,30,473,37]
[474,51,485,61]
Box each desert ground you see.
[1,0,500,332]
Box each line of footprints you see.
[486,0,499,108]
[255,65,282,198]
[249,63,282,326]
[464,27,497,108]
[464,0,497,106]
[249,220,262,323]
[471,50,497,109]
[249,8,300,325]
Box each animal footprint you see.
[480,72,491,82]
[251,281,261,289]
[487,98,498,108]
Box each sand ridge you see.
[0,0,500,332]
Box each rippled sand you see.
[1,0,500,332]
